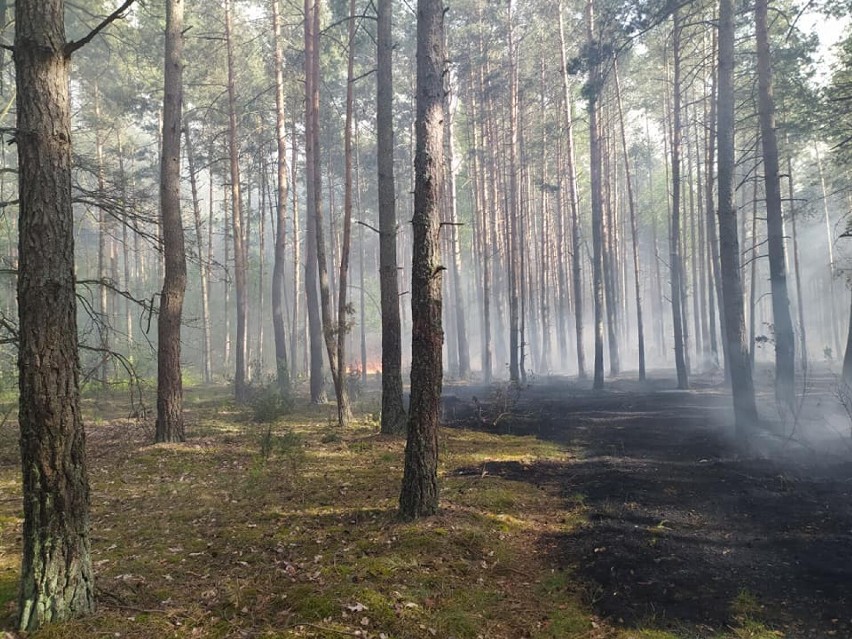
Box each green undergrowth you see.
[0,385,785,638]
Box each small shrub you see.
[248,381,294,424]
[321,430,343,444]
[258,425,304,466]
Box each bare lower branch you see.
[65,0,137,57]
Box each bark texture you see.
[400,0,444,520]
[157,0,187,443]
[377,0,407,434]
[717,0,758,432]
[16,0,95,629]
[304,0,327,403]
[755,0,795,405]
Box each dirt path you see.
[446,376,852,638]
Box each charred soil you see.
[447,374,852,638]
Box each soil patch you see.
[447,375,852,638]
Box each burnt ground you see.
[444,373,852,638]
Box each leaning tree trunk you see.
[377,0,407,433]
[271,0,290,395]
[399,0,445,520]
[157,0,187,442]
[755,0,795,405]
[718,0,758,434]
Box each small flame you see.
[365,359,382,375]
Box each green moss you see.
[285,584,338,621]
[432,587,501,638]
[532,606,592,637]
[0,571,17,625]
[537,570,572,596]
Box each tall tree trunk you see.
[117,134,134,352]
[815,144,841,357]
[587,0,605,389]
[506,0,521,383]
[16,0,96,629]
[718,0,758,433]
[377,0,406,433]
[786,150,807,373]
[602,110,621,376]
[614,62,645,380]
[399,0,444,519]
[705,35,727,373]
[669,12,689,389]
[444,91,470,379]
[223,186,232,372]
[184,123,211,384]
[755,0,795,404]
[305,0,327,403]
[225,0,248,402]
[271,0,290,395]
[310,0,345,420]
[290,108,303,380]
[333,0,356,428]
[94,85,110,386]
[157,0,187,442]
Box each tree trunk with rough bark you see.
[16,0,103,629]
[718,0,758,434]
[400,0,444,520]
[377,0,406,433]
[156,0,187,442]
[755,0,795,405]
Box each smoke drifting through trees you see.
[0,1,847,418]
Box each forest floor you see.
[0,371,850,638]
[445,369,852,639]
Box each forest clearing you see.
[3,374,851,639]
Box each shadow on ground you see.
[447,375,852,638]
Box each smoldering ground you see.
[443,371,852,638]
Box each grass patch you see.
[0,383,789,639]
